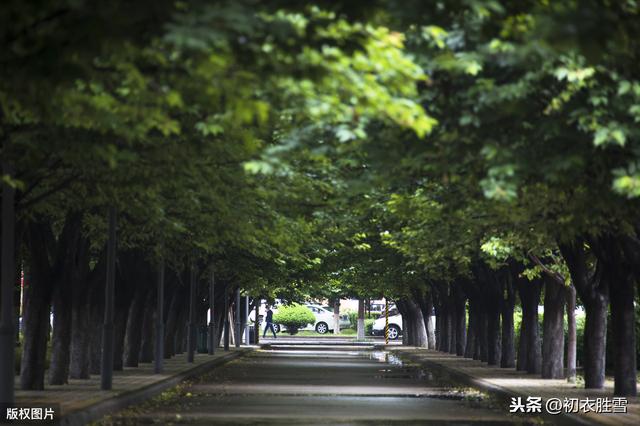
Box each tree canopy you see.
[2,0,639,397]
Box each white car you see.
[250,301,349,334]
[300,304,351,334]
[372,310,403,340]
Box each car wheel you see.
[272,324,280,333]
[388,324,400,340]
[315,322,329,334]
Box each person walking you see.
[263,305,277,338]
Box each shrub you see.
[273,304,315,335]
[344,309,378,328]
[365,319,375,335]
[346,310,356,328]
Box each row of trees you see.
[0,0,431,402]
[299,0,639,397]
[1,0,638,404]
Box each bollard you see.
[385,299,389,345]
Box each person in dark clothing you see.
[263,306,277,338]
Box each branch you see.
[528,253,565,286]
[17,173,80,210]
[16,159,63,202]
[3,8,71,45]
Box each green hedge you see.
[273,304,315,335]
[343,310,388,335]
[365,319,375,335]
[344,309,378,328]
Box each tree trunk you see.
[595,235,638,397]
[332,298,340,335]
[20,234,52,391]
[88,290,103,375]
[458,278,482,361]
[175,296,189,354]
[48,284,72,384]
[439,297,449,352]
[214,294,226,349]
[541,276,565,379]
[425,296,436,350]
[447,297,456,355]
[527,307,541,374]
[357,299,365,340]
[409,300,428,347]
[473,305,481,360]
[117,251,154,368]
[465,301,476,358]
[164,287,180,358]
[416,290,436,350]
[486,308,501,366]
[396,300,411,345]
[19,280,49,390]
[517,277,541,374]
[431,286,441,350]
[476,266,502,366]
[49,283,71,385]
[48,217,86,385]
[69,248,99,380]
[124,290,145,367]
[113,299,129,370]
[401,311,408,345]
[453,288,466,356]
[396,300,407,344]
[584,296,608,388]
[433,307,440,349]
[139,293,155,363]
[478,305,488,362]
[500,269,516,368]
[565,285,577,383]
[14,264,22,346]
[500,302,515,368]
[560,240,608,389]
[69,292,90,379]
[608,268,636,396]
[517,302,528,372]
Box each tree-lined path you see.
[2,1,640,424]
[99,342,531,425]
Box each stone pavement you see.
[13,347,253,425]
[102,342,536,424]
[388,347,639,426]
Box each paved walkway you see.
[260,335,402,346]
[100,342,541,424]
[13,348,252,425]
[388,347,640,426]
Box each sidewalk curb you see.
[388,348,602,426]
[60,348,253,426]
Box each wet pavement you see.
[100,343,544,425]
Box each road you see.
[103,341,542,425]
